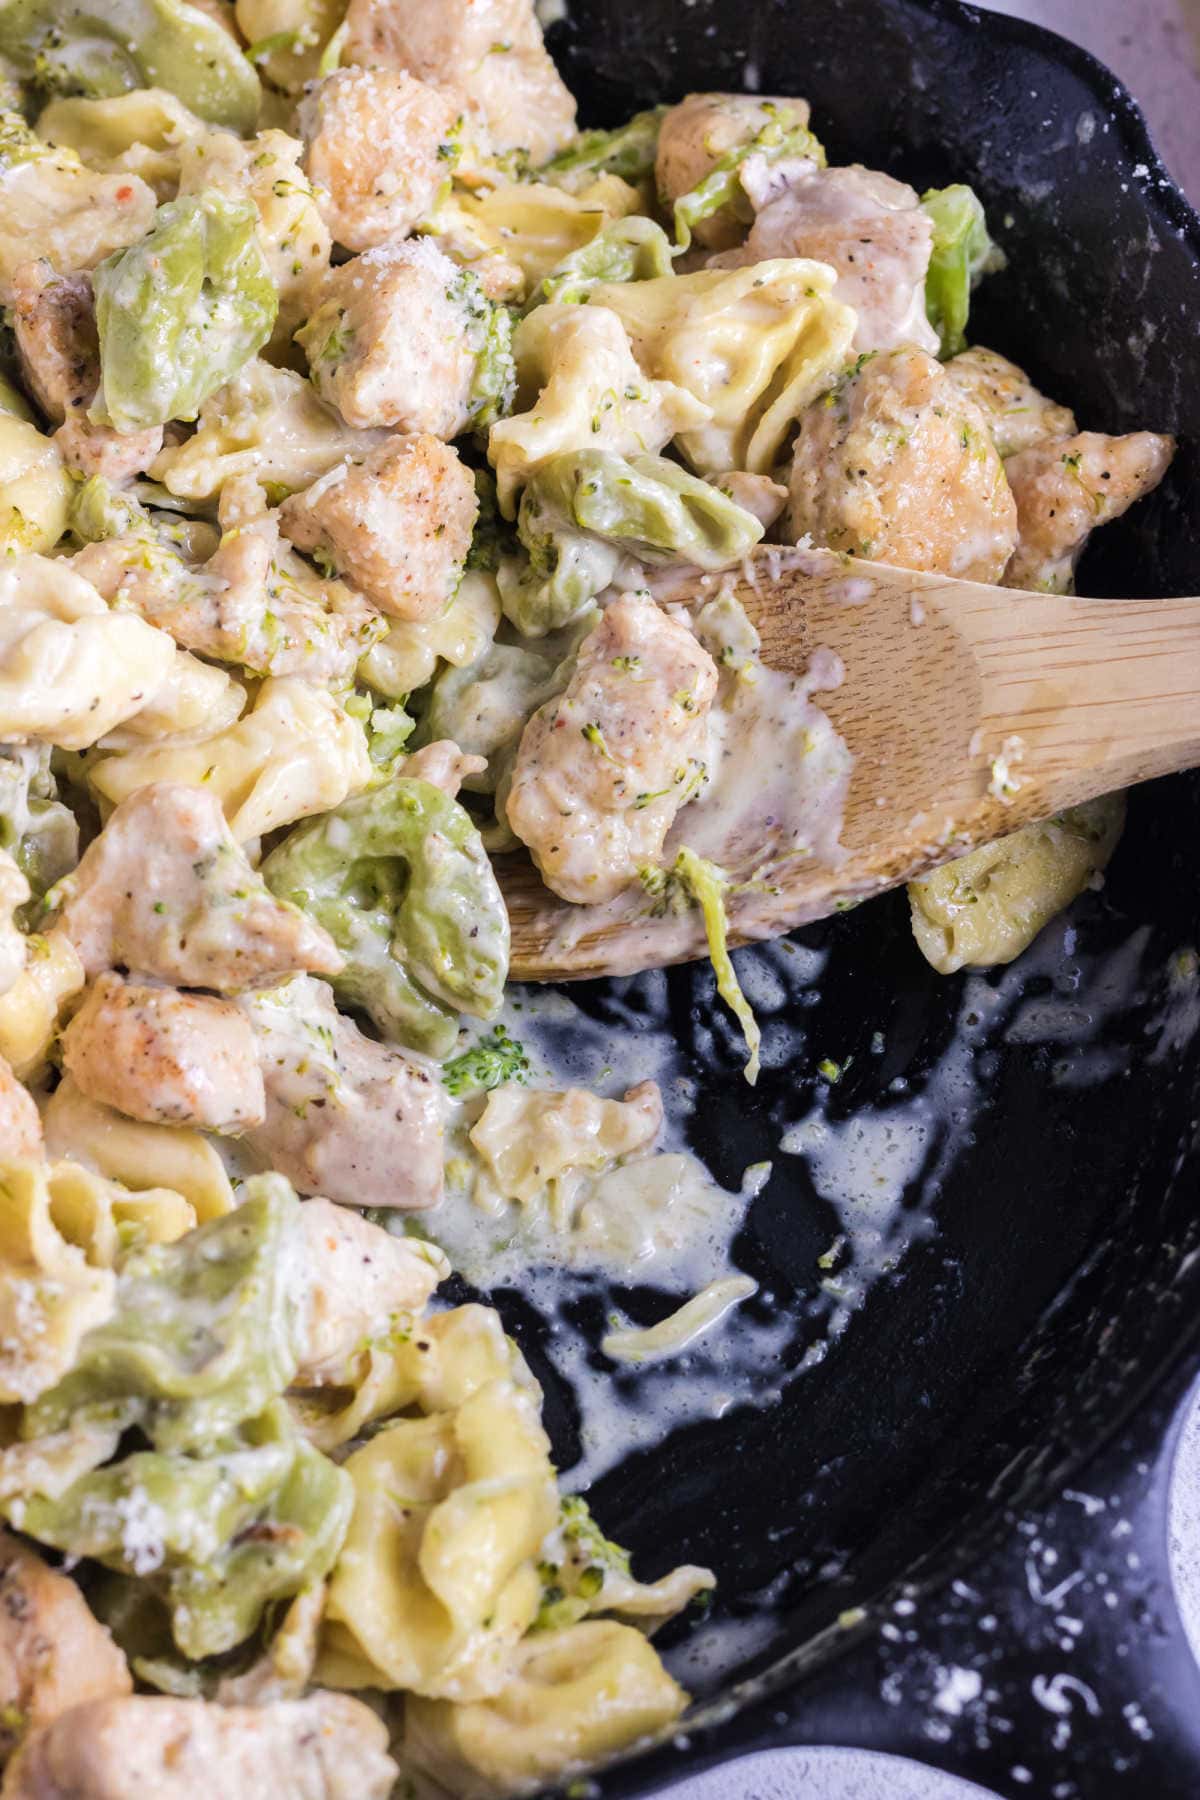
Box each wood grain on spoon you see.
[503,545,1200,981]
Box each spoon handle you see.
[958,587,1200,806]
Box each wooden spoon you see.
[501,545,1200,982]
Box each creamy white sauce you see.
[522,583,854,976]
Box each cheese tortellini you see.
[488,303,708,515]
[593,259,857,475]
[35,88,206,198]
[0,115,157,300]
[0,556,180,751]
[41,1077,237,1222]
[405,1620,690,1799]
[89,677,372,841]
[0,1158,117,1404]
[0,412,72,554]
[430,176,642,299]
[150,358,387,503]
[0,930,84,1079]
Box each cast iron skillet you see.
[476,2,1200,1792]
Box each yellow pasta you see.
[151,358,386,503]
[593,259,857,475]
[0,1157,116,1404]
[40,1076,235,1222]
[358,571,501,701]
[435,176,642,295]
[42,1159,195,1268]
[36,88,206,198]
[0,413,72,554]
[88,677,372,842]
[0,136,157,301]
[318,1314,558,1701]
[489,303,707,514]
[0,930,84,1080]
[0,555,178,751]
[292,1301,532,1454]
[405,1620,689,1799]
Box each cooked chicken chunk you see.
[240,975,447,1210]
[716,161,939,355]
[0,1533,131,1768]
[786,345,1018,583]
[74,511,382,687]
[61,972,265,1134]
[0,1049,41,1155]
[295,1196,449,1383]
[506,593,719,904]
[9,262,162,482]
[402,739,488,797]
[55,784,342,990]
[1002,430,1175,593]
[342,0,577,164]
[298,240,482,438]
[279,436,477,620]
[655,92,812,251]
[2,1691,396,1800]
[943,346,1077,459]
[301,67,460,252]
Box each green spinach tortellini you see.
[501,446,764,635]
[24,1176,302,1452]
[93,189,278,432]
[533,215,674,310]
[21,1399,352,1658]
[540,106,666,192]
[0,0,260,132]
[262,775,510,1058]
[9,1178,352,1660]
[908,794,1125,974]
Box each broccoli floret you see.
[441,1024,530,1095]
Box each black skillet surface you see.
[479,2,1200,1793]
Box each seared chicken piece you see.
[55,784,342,990]
[301,67,460,252]
[655,92,812,251]
[716,160,939,356]
[74,512,381,689]
[61,972,265,1134]
[279,436,477,621]
[1002,430,1175,593]
[786,345,1018,583]
[298,240,484,438]
[9,261,162,481]
[240,976,447,1211]
[342,0,577,164]
[943,346,1077,459]
[2,1691,396,1800]
[295,1196,448,1383]
[0,1049,41,1155]
[506,593,718,904]
[0,1533,131,1769]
